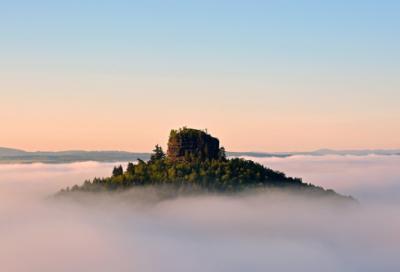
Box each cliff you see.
[167,128,220,162]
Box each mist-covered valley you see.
[1,155,400,272]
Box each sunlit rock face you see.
[167,128,220,162]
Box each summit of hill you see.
[167,127,221,163]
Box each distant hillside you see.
[310,149,400,156]
[227,152,290,158]
[0,147,29,156]
[0,147,150,164]
[1,147,399,164]
[0,148,140,156]
[227,149,400,158]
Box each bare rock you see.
[167,128,220,163]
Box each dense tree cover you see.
[57,145,355,202]
[169,126,210,140]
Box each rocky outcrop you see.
[167,129,220,163]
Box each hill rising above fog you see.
[56,127,357,203]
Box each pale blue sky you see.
[2,1,399,74]
[1,1,399,152]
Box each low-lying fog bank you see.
[1,155,400,271]
[246,154,400,205]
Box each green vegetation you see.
[148,144,167,164]
[57,144,356,202]
[169,126,210,140]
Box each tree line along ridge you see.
[56,127,357,202]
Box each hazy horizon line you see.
[1,146,400,154]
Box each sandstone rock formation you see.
[167,128,220,162]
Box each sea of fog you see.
[1,155,400,272]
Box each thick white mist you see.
[245,154,400,205]
[0,157,400,272]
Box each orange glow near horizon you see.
[1,72,399,152]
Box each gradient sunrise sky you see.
[1,1,399,152]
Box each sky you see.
[1,155,400,271]
[1,1,399,152]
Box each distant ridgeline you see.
[1,146,399,164]
[0,148,150,164]
[56,127,356,202]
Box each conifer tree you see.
[126,162,135,174]
[112,165,123,177]
[219,146,227,161]
[148,144,166,164]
